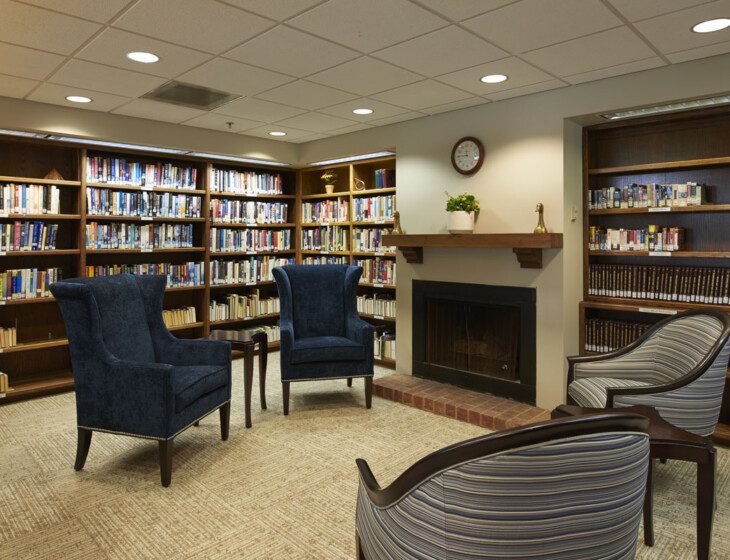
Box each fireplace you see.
[412,280,536,404]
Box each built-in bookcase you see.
[581,106,730,444]
[297,156,397,368]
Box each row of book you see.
[585,318,652,353]
[0,221,59,251]
[301,200,348,223]
[0,326,17,348]
[0,372,8,396]
[588,264,730,304]
[87,188,202,218]
[162,306,197,329]
[210,228,291,253]
[0,267,61,300]
[211,169,283,195]
[301,226,348,252]
[375,331,396,360]
[373,169,395,189]
[84,262,204,287]
[352,195,395,222]
[588,182,705,210]
[256,324,280,343]
[209,293,280,322]
[352,228,395,254]
[301,255,348,265]
[87,156,198,189]
[355,257,396,285]
[85,222,194,250]
[357,294,396,318]
[588,226,684,252]
[210,256,294,285]
[1,184,61,215]
[210,200,289,224]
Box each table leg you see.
[643,458,654,546]
[259,338,268,410]
[697,448,716,560]
[244,348,254,429]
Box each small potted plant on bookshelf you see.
[321,170,337,194]
[445,191,479,234]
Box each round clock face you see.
[451,137,484,175]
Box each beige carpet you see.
[0,358,728,559]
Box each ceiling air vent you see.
[142,81,240,111]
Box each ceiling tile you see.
[255,80,357,109]
[180,113,265,133]
[463,0,622,53]
[0,42,64,80]
[373,26,506,77]
[113,0,274,54]
[0,73,39,99]
[75,28,211,78]
[291,133,328,143]
[522,27,657,77]
[667,39,730,63]
[215,97,306,122]
[308,57,421,96]
[242,125,312,141]
[274,112,357,132]
[421,97,487,115]
[19,0,130,22]
[372,79,471,110]
[27,83,131,111]
[0,0,101,55]
[177,58,292,96]
[289,0,447,52]
[222,0,324,21]
[634,1,730,55]
[49,59,166,97]
[564,57,666,85]
[485,79,566,101]
[318,98,409,120]
[111,99,206,123]
[436,57,554,95]
[368,111,425,126]
[412,0,515,21]
[225,26,359,77]
[607,0,712,22]
[331,122,375,134]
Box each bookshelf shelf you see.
[86,247,206,254]
[209,192,295,200]
[210,249,294,256]
[0,296,55,305]
[86,182,205,195]
[351,187,396,196]
[301,192,350,200]
[352,220,395,226]
[300,221,350,227]
[87,215,206,223]
[1,249,80,256]
[210,312,279,326]
[375,356,396,367]
[165,285,205,293]
[588,204,730,216]
[210,281,275,290]
[210,221,294,228]
[1,371,75,403]
[589,250,730,259]
[0,213,81,220]
[0,175,80,186]
[359,313,395,322]
[0,338,69,354]
[584,296,729,313]
[359,281,396,289]
[167,321,205,331]
[588,155,730,176]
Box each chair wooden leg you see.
[283,381,290,416]
[347,377,353,387]
[74,427,92,471]
[356,530,366,560]
[244,349,254,428]
[697,448,715,560]
[643,458,654,546]
[193,421,200,427]
[220,402,231,441]
[365,377,373,409]
[159,438,173,487]
[259,338,268,410]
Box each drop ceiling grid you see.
[0,0,726,142]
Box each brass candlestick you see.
[392,210,404,234]
[534,203,547,234]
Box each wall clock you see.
[451,136,484,175]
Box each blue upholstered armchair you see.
[356,414,651,560]
[272,264,375,414]
[50,274,232,486]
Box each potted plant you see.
[321,170,337,194]
[445,191,480,234]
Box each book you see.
[353,257,396,285]
[588,182,706,210]
[87,188,202,218]
[300,225,348,252]
[210,256,293,285]
[588,226,684,252]
[162,306,197,328]
[211,199,288,224]
[374,169,395,189]
[301,199,347,223]
[210,228,291,253]
[0,268,61,300]
[209,290,280,321]
[87,156,198,189]
[357,293,396,318]
[585,318,652,353]
[352,227,396,254]
[85,222,193,250]
[84,262,204,287]
[0,183,60,214]
[211,168,283,195]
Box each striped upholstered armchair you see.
[568,309,730,436]
[356,414,650,560]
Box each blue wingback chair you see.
[50,274,232,486]
[272,264,375,414]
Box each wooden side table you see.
[209,329,268,428]
[552,404,716,560]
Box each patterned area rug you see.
[0,358,727,559]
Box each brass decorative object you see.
[392,210,404,234]
[534,203,547,234]
[44,168,64,181]
[354,178,365,191]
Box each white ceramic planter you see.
[447,211,475,234]
[325,184,335,194]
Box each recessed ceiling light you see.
[353,108,374,115]
[480,74,508,84]
[268,131,287,137]
[127,51,160,63]
[692,18,730,33]
[65,95,92,103]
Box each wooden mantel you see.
[382,233,563,269]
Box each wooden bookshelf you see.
[582,106,730,445]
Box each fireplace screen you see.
[425,298,521,382]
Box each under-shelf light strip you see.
[308,151,396,166]
[601,94,730,121]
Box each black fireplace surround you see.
[412,280,536,404]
